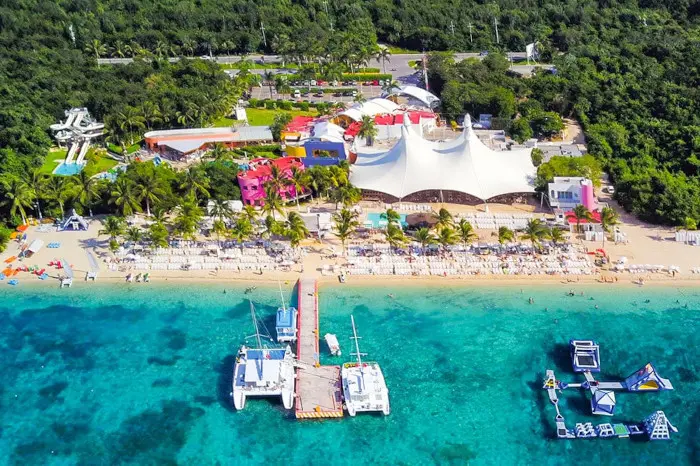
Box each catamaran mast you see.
[249,300,263,348]
[278,281,287,312]
[350,315,368,390]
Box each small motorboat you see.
[324,333,341,356]
[244,286,257,294]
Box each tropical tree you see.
[22,169,46,219]
[599,206,619,246]
[240,204,259,225]
[116,106,146,145]
[380,208,401,228]
[332,208,360,255]
[262,190,285,220]
[112,40,127,58]
[382,79,400,94]
[284,211,309,248]
[212,219,228,245]
[136,168,165,217]
[141,102,163,130]
[99,216,125,240]
[85,39,107,62]
[457,219,478,250]
[376,47,392,74]
[179,166,211,199]
[572,204,592,233]
[357,115,378,146]
[288,166,310,210]
[0,226,12,253]
[432,208,453,230]
[385,223,407,253]
[331,185,361,209]
[436,226,458,251]
[353,93,366,104]
[173,196,203,240]
[497,226,515,244]
[207,143,232,163]
[148,222,170,249]
[261,215,280,239]
[125,226,143,243]
[263,71,276,97]
[70,171,100,216]
[413,227,435,254]
[520,219,548,249]
[44,175,70,219]
[110,178,142,216]
[229,218,253,249]
[0,176,35,225]
[209,199,233,222]
[266,164,289,194]
[549,227,567,246]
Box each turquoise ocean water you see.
[0,282,698,465]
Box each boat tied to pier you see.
[232,301,295,410]
[275,282,298,343]
[341,315,390,416]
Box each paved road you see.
[98,52,551,91]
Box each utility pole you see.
[468,23,473,44]
[449,21,455,36]
[494,17,500,44]
[260,22,267,47]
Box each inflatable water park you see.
[543,340,678,440]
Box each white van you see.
[293,89,301,99]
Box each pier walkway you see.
[294,278,343,419]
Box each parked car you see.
[342,90,352,96]
[333,91,343,97]
[314,91,324,97]
[200,55,212,60]
[372,80,379,86]
[479,50,489,57]
[293,89,301,98]
[310,80,317,86]
[351,90,358,97]
[301,91,310,97]
[316,80,327,86]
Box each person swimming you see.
[529,297,534,304]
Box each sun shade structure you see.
[350,115,536,201]
[386,85,441,109]
[337,98,400,122]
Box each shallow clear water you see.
[366,212,408,228]
[52,162,84,176]
[0,283,698,465]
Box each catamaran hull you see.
[233,390,246,410]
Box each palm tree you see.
[207,143,231,163]
[23,168,46,220]
[376,48,392,74]
[70,171,100,216]
[263,71,276,97]
[85,39,107,62]
[116,107,146,145]
[331,185,361,209]
[240,204,259,225]
[110,178,142,217]
[457,219,478,250]
[262,190,285,220]
[497,226,515,245]
[382,79,400,94]
[436,227,458,251]
[380,208,401,228]
[179,167,211,200]
[112,40,127,58]
[0,176,35,225]
[261,215,280,239]
[148,222,170,249]
[599,206,619,247]
[229,217,253,250]
[151,208,170,227]
[549,227,567,247]
[141,102,163,130]
[209,199,233,222]
[284,211,309,248]
[266,164,289,195]
[99,216,125,240]
[125,226,143,243]
[173,196,203,240]
[44,176,69,219]
[572,204,592,233]
[288,166,310,210]
[413,227,435,254]
[136,171,165,218]
[520,218,548,249]
[357,115,378,146]
[212,219,228,245]
[432,208,453,230]
[332,208,360,256]
[384,223,407,253]
[180,38,196,57]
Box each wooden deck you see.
[294,278,344,419]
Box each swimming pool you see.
[366,212,408,228]
[52,162,84,176]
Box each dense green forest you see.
[1,0,699,225]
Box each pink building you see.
[238,157,305,206]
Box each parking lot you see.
[250,83,384,103]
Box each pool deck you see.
[294,278,343,419]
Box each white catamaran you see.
[232,301,295,410]
[341,315,390,416]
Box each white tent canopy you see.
[350,115,536,200]
[338,98,400,122]
[310,121,346,143]
[386,85,440,108]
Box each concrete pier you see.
[294,278,343,419]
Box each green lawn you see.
[39,149,67,175]
[219,62,298,70]
[213,108,318,127]
[385,45,420,54]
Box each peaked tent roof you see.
[349,115,536,200]
[338,98,400,122]
[387,85,441,108]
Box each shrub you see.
[298,102,310,111]
[278,101,293,110]
[265,100,276,109]
[248,98,259,108]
